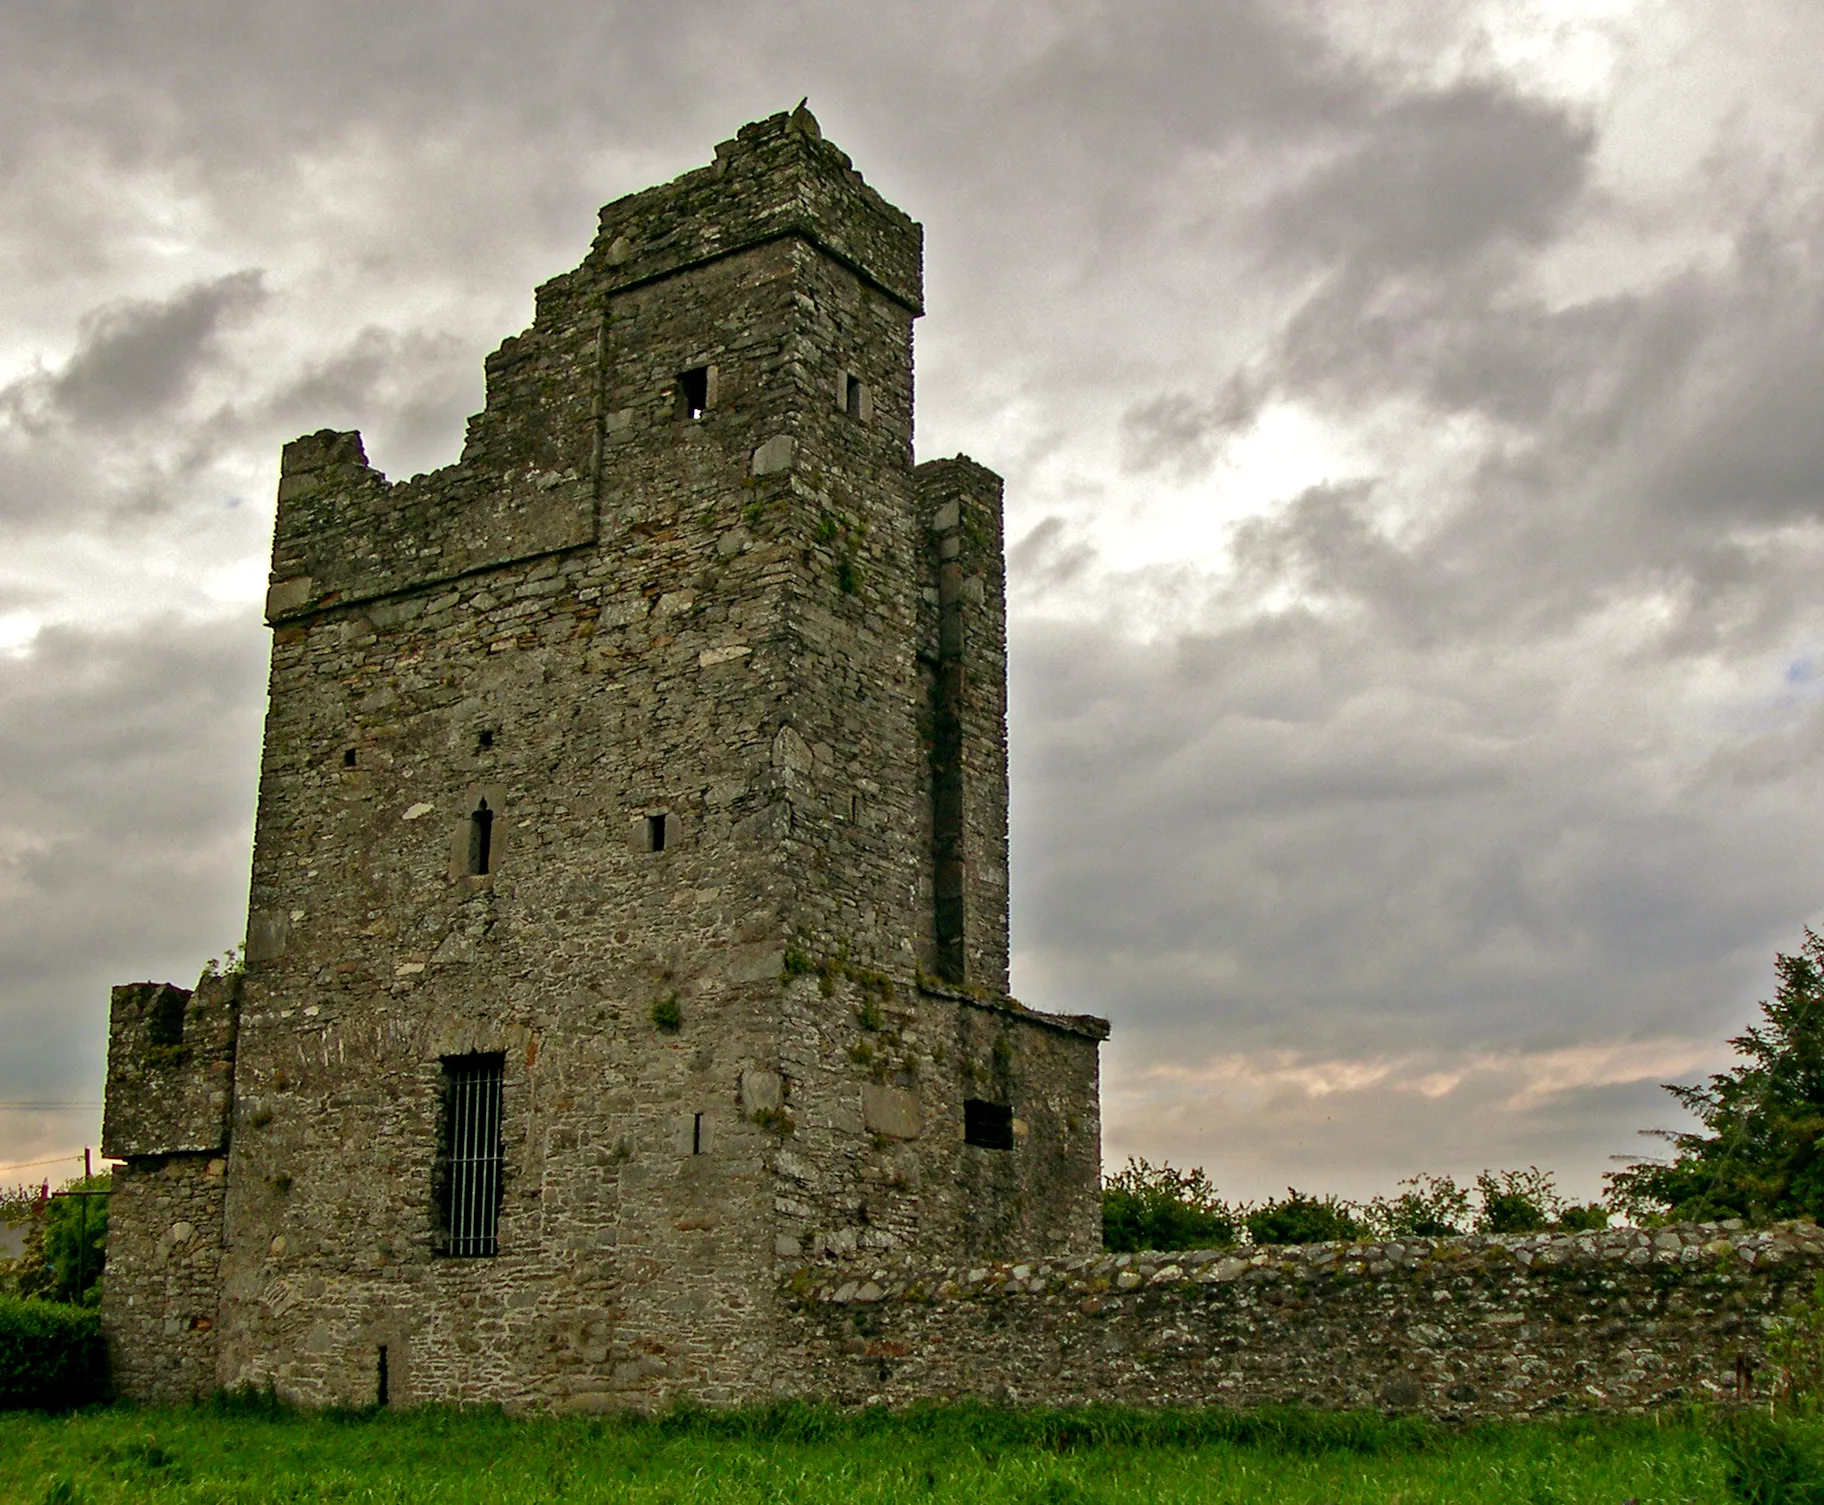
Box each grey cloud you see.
[1009,604,1821,1061]
[43,271,266,426]
[0,618,266,1105]
[1008,517,1096,595]
[1265,84,1594,273]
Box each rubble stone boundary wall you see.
[778,1222,1824,1419]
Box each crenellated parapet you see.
[101,971,241,1159]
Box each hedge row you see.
[0,1296,105,1409]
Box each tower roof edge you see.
[585,112,924,313]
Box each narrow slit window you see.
[844,372,865,418]
[376,1345,389,1407]
[646,812,667,853]
[676,366,710,421]
[468,798,495,875]
[963,1098,1014,1151]
[436,1052,505,1257]
[692,1112,704,1155]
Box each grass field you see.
[0,1400,1810,1504]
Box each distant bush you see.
[0,1297,105,1410]
[1104,1162,1608,1253]
[1363,1174,1473,1238]
[1102,1159,1238,1252]
[1245,1190,1370,1247]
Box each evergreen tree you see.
[1609,930,1824,1224]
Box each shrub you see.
[0,1296,106,1409]
[1245,1190,1369,1247]
[1770,1276,1824,1417]
[1474,1168,1564,1234]
[1364,1173,1472,1238]
[1102,1159,1238,1252]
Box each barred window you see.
[963,1098,1013,1151]
[436,1053,504,1257]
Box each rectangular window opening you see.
[376,1345,389,1407]
[692,1111,704,1155]
[343,747,358,767]
[436,1052,505,1257]
[647,812,667,853]
[844,372,865,419]
[963,1098,1013,1151]
[676,366,710,421]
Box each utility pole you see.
[52,1147,110,1303]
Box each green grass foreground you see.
[0,1399,1790,1504]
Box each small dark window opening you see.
[647,812,667,853]
[435,1052,505,1257]
[677,366,710,421]
[477,729,494,750]
[844,372,865,418]
[343,748,358,767]
[691,1112,704,1155]
[963,1098,1014,1151]
[376,1345,389,1407]
[468,798,495,876]
[147,988,187,1048]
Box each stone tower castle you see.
[99,107,1107,1410]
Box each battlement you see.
[101,971,241,1159]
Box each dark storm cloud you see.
[45,271,266,427]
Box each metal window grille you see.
[438,1053,504,1257]
[963,1098,1014,1151]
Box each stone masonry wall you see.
[774,970,1105,1270]
[103,1153,228,1405]
[779,1221,1824,1418]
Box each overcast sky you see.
[5,0,1824,1205]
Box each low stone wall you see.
[777,1222,1824,1419]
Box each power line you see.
[0,1102,100,1109]
[0,1151,92,1174]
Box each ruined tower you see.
[100,108,1107,1410]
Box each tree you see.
[1608,929,1824,1224]
[1102,1158,1238,1252]
[7,1176,108,1306]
